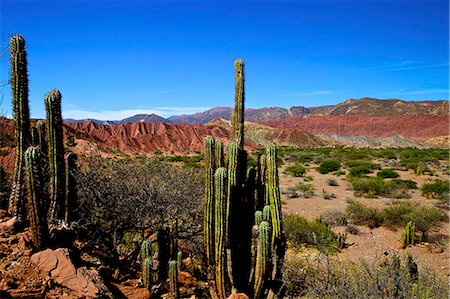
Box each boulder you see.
[31,248,113,298]
[0,217,16,233]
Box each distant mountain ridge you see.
[64,98,449,125]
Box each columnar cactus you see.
[177,251,182,271]
[24,146,49,249]
[45,90,66,220]
[214,167,227,299]
[215,139,224,168]
[142,257,152,289]
[9,34,31,224]
[140,230,170,291]
[231,59,245,150]
[401,221,415,248]
[204,59,285,299]
[65,152,77,222]
[168,260,179,299]
[204,136,215,269]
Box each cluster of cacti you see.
[7,34,77,248]
[204,59,286,299]
[401,221,415,248]
[45,90,66,220]
[140,229,170,291]
[9,34,31,225]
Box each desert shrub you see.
[345,201,383,228]
[284,214,345,252]
[75,157,203,267]
[348,165,373,177]
[285,163,307,177]
[377,168,400,178]
[320,209,348,226]
[381,201,415,229]
[346,224,360,235]
[421,180,449,200]
[284,252,448,299]
[326,178,338,186]
[391,179,418,189]
[322,189,336,200]
[285,185,300,199]
[297,182,315,197]
[350,176,389,198]
[373,149,397,160]
[303,175,314,182]
[298,154,313,164]
[317,159,341,174]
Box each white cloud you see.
[374,61,449,72]
[277,90,332,97]
[63,107,211,120]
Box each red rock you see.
[0,210,8,219]
[0,217,16,233]
[31,248,113,298]
[178,270,197,288]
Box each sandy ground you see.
[280,162,450,277]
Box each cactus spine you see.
[204,59,285,298]
[45,90,66,220]
[24,147,49,248]
[65,152,77,222]
[30,126,39,146]
[9,34,31,224]
[231,59,245,150]
[401,221,415,248]
[169,260,179,299]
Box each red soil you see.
[263,115,449,141]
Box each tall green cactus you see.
[214,167,227,299]
[65,152,77,222]
[142,257,152,289]
[231,59,245,150]
[204,136,215,269]
[9,34,31,224]
[45,90,66,220]
[215,139,224,168]
[204,59,285,299]
[24,147,49,249]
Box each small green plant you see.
[415,162,426,175]
[390,179,417,189]
[381,201,415,229]
[317,159,341,174]
[320,209,348,226]
[377,168,400,179]
[322,189,336,200]
[350,177,388,198]
[332,169,346,176]
[285,163,307,177]
[297,182,315,197]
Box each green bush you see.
[377,168,400,179]
[285,163,307,177]
[350,176,389,198]
[349,165,373,177]
[345,201,383,228]
[381,201,415,229]
[421,180,449,200]
[391,179,418,189]
[326,178,338,186]
[317,159,341,174]
[284,214,345,252]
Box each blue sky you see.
[0,0,448,120]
